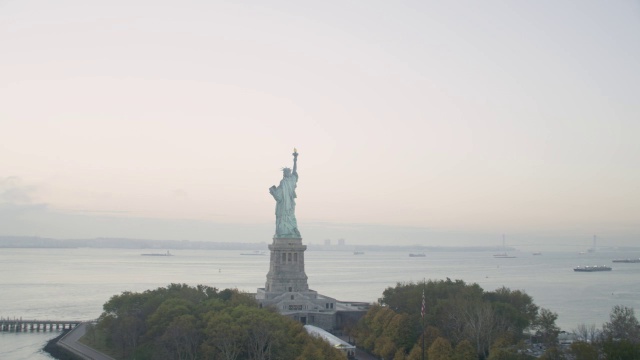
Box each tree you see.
[454,339,477,360]
[569,342,599,360]
[534,308,560,347]
[602,305,640,343]
[374,336,397,360]
[159,314,200,360]
[460,300,504,357]
[486,338,532,360]
[91,284,346,360]
[572,323,599,344]
[202,311,244,360]
[428,337,453,360]
[406,344,423,360]
[601,339,640,359]
[538,346,566,360]
[484,287,538,335]
[393,348,407,360]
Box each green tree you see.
[146,298,193,339]
[533,308,560,347]
[460,300,503,357]
[602,305,640,343]
[569,341,599,360]
[601,339,640,359]
[202,311,244,360]
[92,284,346,360]
[158,314,200,360]
[484,287,538,328]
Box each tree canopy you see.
[352,279,544,360]
[90,283,346,360]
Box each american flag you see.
[421,289,425,319]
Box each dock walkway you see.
[57,322,116,360]
[0,318,80,332]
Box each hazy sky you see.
[2,1,639,250]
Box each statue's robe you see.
[272,173,300,238]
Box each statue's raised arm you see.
[292,148,298,177]
[269,149,301,239]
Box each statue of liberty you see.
[269,149,301,238]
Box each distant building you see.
[338,238,346,246]
[324,239,331,246]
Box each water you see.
[1,248,639,359]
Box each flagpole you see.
[422,278,425,360]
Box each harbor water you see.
[1,248,639,359]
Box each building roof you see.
[304,325,355,350]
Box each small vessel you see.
[493,253,516,258]
[573,265,612,272]
[409,253,426,257]
[493,235,516,258]
[240,251,266,256]
[141,250,173,256]
[612,258,640,263]
[353,251,365,255]
[532,252,542,256]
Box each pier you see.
[0,318,81,332]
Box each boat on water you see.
[353,251,365,255]
[493,235,516,258]
[240,251,266,256]
[409,253,426,257]
[573,265,612,272]
[612,258,640,263]
[532,252,542,256]
[141,250,173,256]
[493,253,516,258]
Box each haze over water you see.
[2,247,639,359]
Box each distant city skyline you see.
[1,1,639,251]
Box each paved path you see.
[57,322,116,360]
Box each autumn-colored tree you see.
[428,337,453,360]
[393,348,407,360]
[406,344,424,360]
[538,346,567,360]
[357,280,544,360]
[453,339,477,360]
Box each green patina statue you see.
[269,149,301,238]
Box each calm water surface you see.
[1,248,639,359]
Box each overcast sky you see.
[1,1,639,250]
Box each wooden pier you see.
[0,318,81,332]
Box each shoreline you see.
[43,330,81,360]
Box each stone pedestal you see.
[263,237,309,294]
[256,237,339,329]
